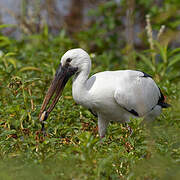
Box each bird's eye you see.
[66,58,72,63]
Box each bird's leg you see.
[98,117,109,139]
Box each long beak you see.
[39,63,77,122]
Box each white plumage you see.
[40,48,170,138]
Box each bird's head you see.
[61,48,91,72]
[39,48,91,123]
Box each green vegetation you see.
[0,1,180,179]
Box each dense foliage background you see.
[0,0,180,179]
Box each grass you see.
[0,31,180,179]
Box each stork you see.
[39,48,170,138]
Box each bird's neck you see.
[72,69,90,107]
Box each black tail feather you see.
[158,102,171,108]
[157,87,171,108]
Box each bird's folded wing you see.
[114,74,160,117]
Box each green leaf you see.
[0,24,15,29]
[23,78,41,84]
[168,48,180,57]
[142,49,156,54]
[168,54,180,68]
[7,58,17,68]
[154,41,167,63]
[5,52,16,57]
[19,66,42,72]
[169,72,180,82]
[157,63,164,72]
[136,52,156,72]
[43,24,48,37]
[0,36,11,46]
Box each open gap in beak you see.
[39,63,67,121]
[39,63,78,123]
